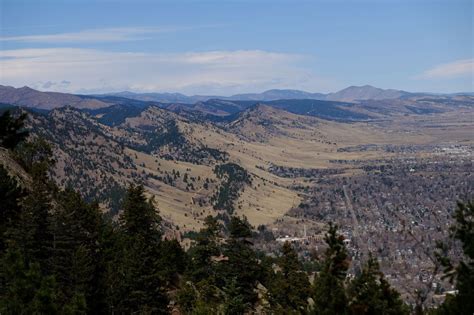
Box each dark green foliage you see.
[86,104,146,127]
[179,216,264,314]
[103,181,126,216]
[257,224,275,242]
[201,146,228,162]
[15,174,53,271]
[176,282,198,314]
[159,239,187,284]
[63,292,87,315]
[178,216,223,313]
[311,223,350,315]
[49,189,105,313]
[7,139,55,273]
[13,137,54,178]
[212,163,252,214]
[119,184,162,239]
[176,280,221,315]
[0,134,59,313]
[129,118,219,164]
[269,242,311,312]
[219,216,260,311]
[223,277,250,315]
[347,254,409,315]
[0,249,58,314]
[130,116,228,163]
[107,184,168,313]
[214,163,252,184]
[0,110,28,149]
[187,216,221,283]
[109,236,168,313]
[227,215,253,238]
[143,120,186,152]
[0,166,24,251]
[434,201,474,315]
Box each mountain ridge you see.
[2,85,473,121]
[0,84,165,110]
[101,85,472,103]
[325,85,410,102]
[102,86,408,103]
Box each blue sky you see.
[0,0,472,95]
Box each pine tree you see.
[0,110,28,150]
[119,184,162,240]
[110,184,168,313]
[0,133,58,314]
[13,137,54,177]
[187,215,221,282]
[8,137,55,270]
[13,170,53,271]
[0,249,58,314]
[0,108,28,250]
[0,165,24,251]
[347,253,409,315]
[179,216,222,313]
[434,201,474,315]
[223,277,249,315]
[49,189,105,313]
[311,223,350,315]
[159,238,187,284]
[219,216,260,312]
[270,241,311,312]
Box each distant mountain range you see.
[102,85,411,103]
[1,84,472,115]
[101,85,471,104]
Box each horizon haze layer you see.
[1,0,472,94]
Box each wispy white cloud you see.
[415,59,473,79]
[0,48,330,94]
[0,26,207,43]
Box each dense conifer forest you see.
[0,110,473,314]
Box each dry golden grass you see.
[85,105,473,230]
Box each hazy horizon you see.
[1,0,472,95]
[2,83,473,97]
